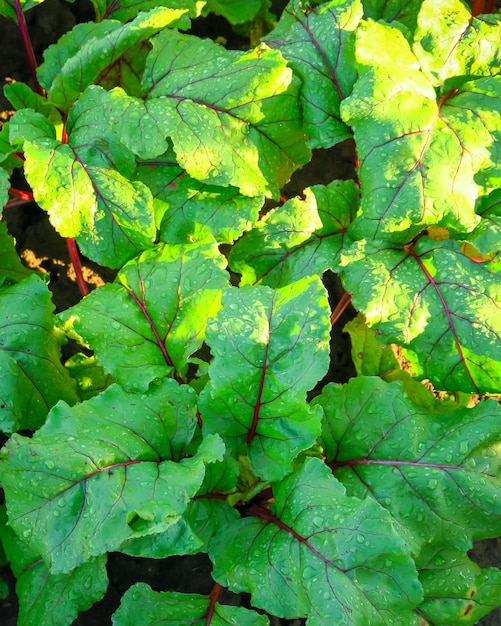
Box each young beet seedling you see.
[0,0,500,624]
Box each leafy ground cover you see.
[0,0,500,624]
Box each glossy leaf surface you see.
[340,20,501,242]
[112,583,269,625]
[38,8,190,111]
[0,380,224,573]
[315,377,501,555]
[0,510,108,626]
[142,30,310,197]
[200,277,330,481]
[265,0,362,148]
[229,180,357,287]
[414,549,501,625]
[0,275,77,433]
[60,241,228,390]
[210,457,422,625]
[340,237,501,393]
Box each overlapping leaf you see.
[0,275,77,433]
[466,189,501,254]
[142,30,310,197]
[341,237,501,393]
[229,180,357,287]
[199,277,331,481]
[60,241,228,390]
[265,0,362,148]
[112,583,269,625]
[91,0,202,22]
[0,0,45,21]
[37,7,190,111]
[0,509,108,626]
[413,0,501,85]
[315,377,501,557]
[0,380,224,573]
[361,0,424,33]
[413,549,501,625]
[340,20,501,242]
[121,454,239,557]
[0,223,34,286]
[135,154,262,244]
[210,457,422,625]
[204,0,270,25]
[10,98,157,268]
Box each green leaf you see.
[142,31,310,197]
[343,314,453,411]
[13,97,157,268]
[0,0,45,21]
[0,222,34,286]
[0,166,8,209]
[361,0,423,33]
[205,0,270,25]
[0,275,77,433]
[4,82,63,129]
[340,237,501,393]
[340,20,501,242]
[229,180,357,287]
[466,189,501,255]
[210,457,422,624]
[265,0,362,148]
[38,7,190,112]
[199,277,331,481]
[121,454,239,558]
[136,157,263,244]
[60,241,228,390]
[112,583,270,625]
[0,380,224,573]
[415,549,501,625]
[64,353,114,401]
[413,0,501,85]
[315,377,501,556]
[91,0,203,22]
[0,508,108,626]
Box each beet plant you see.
[0,0,500,624]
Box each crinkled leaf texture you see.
[37,7,190,111]
[200,276,330,481]
[0,275,78,434]
[60,241,228,391]
[340,20,501,242]
[141,30,310,197]
[414,548,501,625]
[0,164,10,207]
[265,0,362,148]
[135,153,262,245]
[10,95,156,268]
[0,508,108,626]
[315,377,501,558]
[361,0,423,32]
[121,453,240,558]
[112,583,269,625]
[0,380,224,573]
[229,180,357,287]
[413,0,501,85]
[210,457,422,625]
[340,237,501,393]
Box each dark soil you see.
[0,2,500,625]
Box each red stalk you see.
[204,584,223,624]
[13,0,45,96]
[66,238,88,297]
[329,291,352,326]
